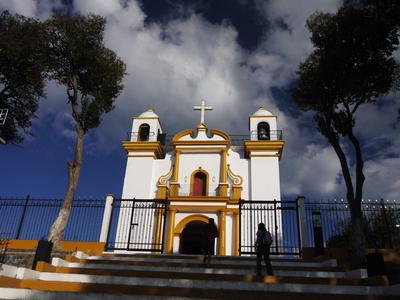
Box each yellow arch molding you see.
[172,129,195,142]
[210,129,231,142]
[173,214,215,236]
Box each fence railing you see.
[304,198,400,249]
[1,195,398,255]
[0,196,105,241]
[106,199,169,252]
[239,200,301,256]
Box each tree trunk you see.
[326,131,366,265]
[48,124,84,250]
[347,130,366,266]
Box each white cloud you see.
[3,0,399,199]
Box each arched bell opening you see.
[257,122,270,140]
[179,220,208,254]
[138,123,150,141]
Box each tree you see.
[0,11,48,143]
[291,4,399,264]
[46,14,126,249]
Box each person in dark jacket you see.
[255,222,273,276]
[203,218,218,266]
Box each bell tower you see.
[121,109,164,199]
[245,106,284,200]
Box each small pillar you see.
[296,196,309,250]
[218,210,226,255]
[99,194,115,243]
[165,209,176,253]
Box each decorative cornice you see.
[122,141,163,158]
[157,166,173,185]
[227,164,243,186]
[244,140,284,159]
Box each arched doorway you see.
[257,122,270,140]
[192,171,207,196]
[180,220,208,254]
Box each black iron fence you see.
[106,199,169,253]
[1,195,398,255]
[0,196,105,241]
[304,199,400,249]
[239,200,301,256]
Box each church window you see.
[257,122,270,140]
[192,171,207,196]
[138,123,150,141]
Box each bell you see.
[258,128,268,140]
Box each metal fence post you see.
[15,194,30,239]
[380,198,393,249]
[296,196,309,251]
[99,194,115,244]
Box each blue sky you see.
[0,0,399,200]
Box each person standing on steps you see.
[255,222,273,276]
[203,218,218,266]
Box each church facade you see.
[116,102,284,255]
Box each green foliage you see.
[45,14,126,132]
[0,11,48,143]
[292,5,399,138]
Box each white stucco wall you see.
[227,149,249,200]
[249,156,281,200]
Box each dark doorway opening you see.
[180,220,207,254]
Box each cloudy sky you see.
[0,0,399,200]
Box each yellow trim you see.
[122,141,163,158]
[172,129,195,142]
[197,123,207,130]
[227,164,243,186]
[210,128,231,142]
[249,115,278,119]
[231,186,242,200]
[153,208,164,252]
[7,240,105,255]
[170,205,227,211]
[170,151,181,197]
[157,166,173,185]
[128,154,156,158]
[244,140,284,159]
[173,214,210,235]
[165,209,176,253]
[174,140,229,146]
[156,186,167,199]
[168,196,229,201]
[218,210,226,255]
[249,154,280,157]
[132,116,160,120]
[176,147,227,151]
[172,128,230,144]
[190,168,209,196]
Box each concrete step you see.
[77,252,337,268]
[39,262,387,287]
[0,265,398,299]
[53,258,367,279]
[66,256,343,273]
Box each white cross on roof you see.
[193,100,212,125]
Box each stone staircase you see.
[0,251,399,299]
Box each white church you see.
[115,101,285,256]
